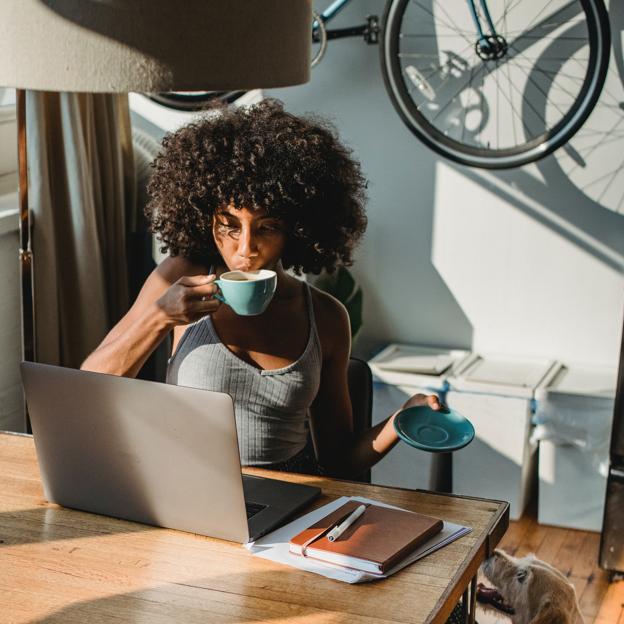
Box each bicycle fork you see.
[467,0,508,60]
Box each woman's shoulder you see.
[307,282,350,355]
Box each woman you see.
[82,99,445,478]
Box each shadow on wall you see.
[449,6,624,272]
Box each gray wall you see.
[266,0,624,368]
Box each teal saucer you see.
[393,405,475,452]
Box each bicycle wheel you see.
[380,0,611,169]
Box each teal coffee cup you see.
[214,270,277,316]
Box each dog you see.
[480,549,582,624]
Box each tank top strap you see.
[302,280,322,361]
[303,280,315,324]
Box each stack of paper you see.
[245,496,471,584]
[375,353,455,375]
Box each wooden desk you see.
[0,432,508,623]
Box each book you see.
[289,499,444,575]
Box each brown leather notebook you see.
[289,500,443,574]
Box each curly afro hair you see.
[145,98,367,275]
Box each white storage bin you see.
[534,364,616,531]
[447,354,558,520]
[369,344,472,490]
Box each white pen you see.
[326,504,367,542]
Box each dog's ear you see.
[529,600,567,624]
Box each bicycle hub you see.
[475,35,508,61]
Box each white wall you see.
[266,0,624,368]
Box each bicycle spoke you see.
[499,0,573,42]
[508,35,589,40]
[506,2,585,60]
[500,24,588,36]
[505,56,589,61]
[509,44,569,120]
[399,53,446,58]
[496,0,526,30]
[402,40,475,102]
[434,1,475,48]
[528,1,583,39]
[409,0,473,48]
[491,62,534,146]
[406,1,466,38]
[431,60,487,124]
[400,33,472,38]
[509,63,585,102]
[461,64,476,145]
[500,62,549,133]
[509,63,588,82]
[404,61,456,98]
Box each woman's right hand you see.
[155,274,222,326]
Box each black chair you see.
[347,357,373,483]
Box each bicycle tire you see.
[147,91,248,112]
[380,0,611,169]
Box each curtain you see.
[26,92,135,368]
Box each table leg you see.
[468,576,477,624]
[429,452,453,493]
[461,586,469,623]
[459,575,478,624]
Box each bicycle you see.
[149,0,612,170]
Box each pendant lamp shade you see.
[0,0,312,92]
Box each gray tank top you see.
[166,282,322,466]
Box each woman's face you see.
[212,204,287,272]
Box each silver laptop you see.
[20,362,320,543]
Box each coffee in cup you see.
[214,269,277,315]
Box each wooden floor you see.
[476,507,624,624]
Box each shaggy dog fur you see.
[482,549,582,624]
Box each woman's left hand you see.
[400,393,449,413]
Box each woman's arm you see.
[309,293,444,479]
[80,257,220,378]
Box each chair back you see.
[347,357,373,483]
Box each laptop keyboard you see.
[245,501,267,520]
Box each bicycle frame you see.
[318,0,351,23]
[313,0,378,43]
[313,0,503,53]
[467,0,499,43]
